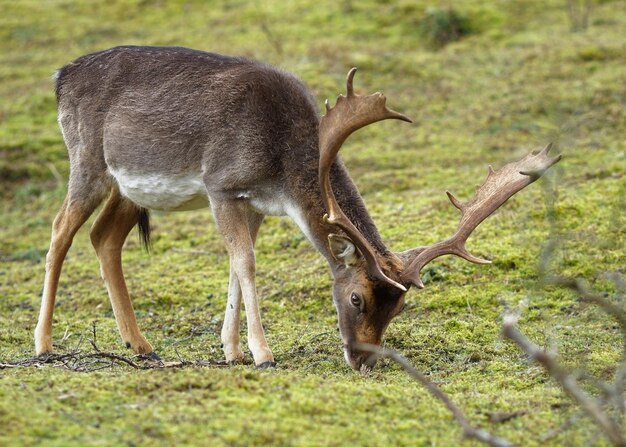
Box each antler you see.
[400,143,562,289]
[319,68,412,291]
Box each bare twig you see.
[46,162,64,188]
[0,350,228,371]
[615,363,626,417]
[540,410,585,442]
[82,352,141,369]
[566,0,592,31]
[546,276,626,350]
[0,363,19,369]
[502,310,626,446]
[356,343,515,447]
[486,411,527,423]
[59,327,72,344]
[89,321,100,352]
[259,22,284,55]
[546,274,626,417]
[604,272,626,292]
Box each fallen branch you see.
[0,350,228,372]
[356,342,515,447]
[1,322,229,372]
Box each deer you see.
[35,46,561,371]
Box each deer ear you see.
[328,234,360,267]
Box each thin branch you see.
[259,22,284,55]
[79,352,141,369]
[0,350,228,371]
[92,321,99,349]
[540,410,585,442]
[355,343,515,447]
[0,363,19,369]
[546,276,626,350]
[546,274,626,417]
[615,363,626,416]
[46,162,64,188]
[502,312,626,447]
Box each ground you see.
[0,0,624,445]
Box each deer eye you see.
[350,292,361,308]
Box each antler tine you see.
[346,67,356,97]
[401,143,561,289]
[319,68,412,291]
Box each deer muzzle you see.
[344,343,378,372]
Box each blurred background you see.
[1,0,623,193]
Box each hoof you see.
[144,352,161,361]
[256,361,277,369]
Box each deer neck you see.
[286,157,393,274]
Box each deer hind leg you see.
[89,188,155,356]
[221,211,264,364]
[210,198,274,367]
[35,194,104,355]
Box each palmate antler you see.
[400,143,562,289]
[319,68,412,291]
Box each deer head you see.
[320,68,561,371]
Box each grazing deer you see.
[35,46,560,370]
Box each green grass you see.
[1,0,625,445]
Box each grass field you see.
[1,0,625,445]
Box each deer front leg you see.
[211,198,274,367]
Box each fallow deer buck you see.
[35,46,560,371]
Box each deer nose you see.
[344,345,377,372]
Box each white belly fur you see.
[109,169,317,245]
[107,168,314,242]
[109,168,209,211]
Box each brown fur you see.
[36,46,406,369]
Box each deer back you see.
[56,46,320,195]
